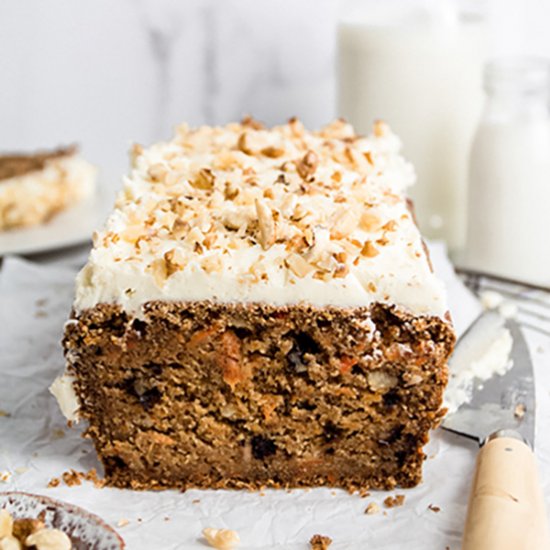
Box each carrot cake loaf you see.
[0,145,96,230]
[51,117,455,491]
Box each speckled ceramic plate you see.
[0,492,125,549]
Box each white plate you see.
[0,190,110,257]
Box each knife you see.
[442,310,549,550]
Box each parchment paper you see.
[1,244,548,549]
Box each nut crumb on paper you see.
[428,504,441,513]
[384,494,405,508]
[0,471,11,483]
[51,428,65,440]
[47,477,60,488]
[0,410,10,418]
[62,470,82,487]
[365,502,380,515]
[310,534,332,549]
[117,519,129,528]
[203,528,240,550]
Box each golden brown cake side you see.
[63,301,454,491]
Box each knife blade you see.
[442,309,535,445]
[440,309,548,550]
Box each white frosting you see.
[444,315,513,415]
[74,119,448,317]
[0,154,96,229]
[49,374,80,423]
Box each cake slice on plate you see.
[0,145,96,231]
[52,117,455,491]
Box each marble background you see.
[0,0,549,185]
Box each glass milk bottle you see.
[464,58,550,287]
[338,0,487,254]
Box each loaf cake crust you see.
[54,117,454,491]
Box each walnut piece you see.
[26,528,72,550]
[309,534,332,549]
[296,150,318,180]
[365,502,380,515]
[285,254,315,278]
[367,370,397,392]
[0,510,13,539]
[192,168,215,190]
[202,527,240,550]
[0,536,21,550]
[255,199,275,250]
[384,494,405,508]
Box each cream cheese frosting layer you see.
[74,118,448,317]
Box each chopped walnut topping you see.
[255,199,275,250]
[192,168,215,190]
[164,248,187,276]
[361,241,379,258]
[261,146,285,158]
[237,133,253,155]
[89,117,432,310]
[296,150,319,180]
[148,163,168,183]
[241,115,264,130]
[129,143,144,167]
[331,208,359,239]
[373,119,389,137]
[359,211,382,232]
[202,527,240,550]
[285,254,315,278]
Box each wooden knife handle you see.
[463,433,550,550]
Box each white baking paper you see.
[0,244,549,550]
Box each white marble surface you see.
[0,0,336,185]
[1,0,549,190]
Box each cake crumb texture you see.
[64,300,454,491]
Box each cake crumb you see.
[365,502,380,515]
[384,494,405,508]
[47,477,61,488]
[309,534,332,549]
[0,409,10,418]
[0,471,12,482]
[514,403,526,419]
[358,489,371,498]
[54,468,105,489]
[62,469,82,487]
[192,499,201,504]
[428,504,441,513]
[117,518,129,528]
[51,428,66,440]
[203,527,240,549]
[164,517,170,522]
